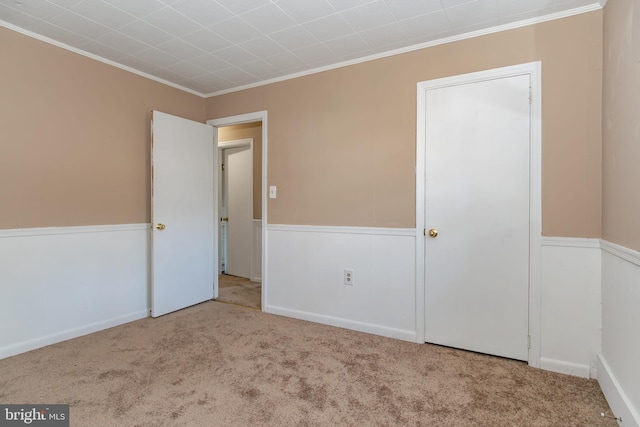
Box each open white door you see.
[224,145,253,278]
[151,111,215,317]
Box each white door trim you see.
[218,138,254,278]
[208,111,268,311]
[415,62,542,368]
[219,138,253,149]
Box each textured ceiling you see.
[0,0,603,96]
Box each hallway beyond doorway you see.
[217,274,261,310]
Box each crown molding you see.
[0,20,203,97]
[1,1,603,100]
[205,2,603,97]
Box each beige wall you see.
[206,12,603,236]
[0,26,205,229]
[602,0,640,252]
[1,11,605,235]
[218,122,263,220]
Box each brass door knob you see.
[428,228,438,238]
[156,223,166,230]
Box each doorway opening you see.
[218,136,254,278]
[208,113,268,311]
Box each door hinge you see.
[527,335,531,349]
[529,86,532,104]
[423,228,426,236]
[222,163,225,171]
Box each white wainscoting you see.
[265,225,416,342]
[599,241,640,427]
[252,219,262,282]
[4,220,636,420]
[0,224,149,359]
[540,237,601,378]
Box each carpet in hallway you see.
[217,274,261,310]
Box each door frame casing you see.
[208,111,267,310]
[218,138,254,278]
[415,62,542,368]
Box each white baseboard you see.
[0,223,150,359]
[598,354,640,427]
[540,357,591,379]
[0,310,148,360]
[264,304,416,342]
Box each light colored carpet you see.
[217,274,261,310]
[218,274,253,289]
[0,301,615,426]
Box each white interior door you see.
[151,111,215,317]
[424,74,531,361]
[224,145,252,278]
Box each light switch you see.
[269,185,277,199]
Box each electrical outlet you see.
[344,269,354,286]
